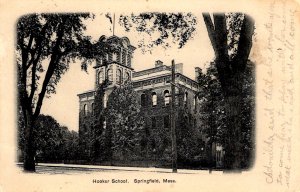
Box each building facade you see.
[77,35,223,167]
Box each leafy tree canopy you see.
[106,85,145,158]
[119,13,197,52]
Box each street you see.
[16,163,221,175]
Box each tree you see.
[197,63,226,167]
[18,114,79,163]
[119,13,197,52]
[90,83,107,161]
[17,13,92,171]
[202,13,255,169]
[105,85,145,160]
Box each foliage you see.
[119,13,197,52]
[90,83,108,161]
[202,13,255,169]
[176,108,203,163]
[17,13,96,171]
[17,114,79,162]
[105,85,145,160]
[197,61,255,168]
[197,62,226,145]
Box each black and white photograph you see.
[16,12,255,173]
[0,0,299,191]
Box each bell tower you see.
[94,35,136,89]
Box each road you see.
[17,163,220,175]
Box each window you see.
[103,119,106,130]
[127,54,131,66]
[98,70,104,84]
[164,90,170,106]
[184,92,188,105]
[116,69,122,84]
[124,72,130,82]
[107,69,113,82]
[83,104,88,116]
[112,52,117,61]
[164,115,170,128]
[91,103,95,115]
[99,57,103,65]
[141,93,146,107]
[193,96,197,110]
[122,51,127,65]
[152,92,157,106]
[151,117,156,129]
[103,94,108,108]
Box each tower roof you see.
[99,35,136,51]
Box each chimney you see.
[195,67,201,81]
[175,63,183,74]
[155,60,163,67]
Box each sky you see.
[41,13,215,132]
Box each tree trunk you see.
[222,72,244,170]
[23,111,36,172]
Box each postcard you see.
[0,0,300,191]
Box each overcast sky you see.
[41,13,215,132]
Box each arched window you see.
[152,92,157,106]
[124,72,130,82]
[184,92,188,105]
[141,93,146,107]
[116,69,122,84]
[103,94,108,108]
[112,52,117,61]
[98,70,104,84]
[83,104,88,116]
[164,90,170,106]
[107,69,113,82]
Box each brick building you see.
[77,35,223,167]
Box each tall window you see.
[107,69,113,82]
[141,93,146,107]
[193,96,197,110]
[164,90,170,106]
[91,103,95,115]
[124,72,130,82]
[103,119,106,130]
[83,104,88,116]
[184,92,188,105]
[122,51,126,65]
[164,115,170,128]
[151,117,156,129]
[112,52,117,61]
[98,70,104,84]
[127,54,131,66]
[116,69,122,84]
[103,94,108,108]
[152,92,157,106]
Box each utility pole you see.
[170,60,177,173]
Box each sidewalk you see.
[18,163,223,174]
